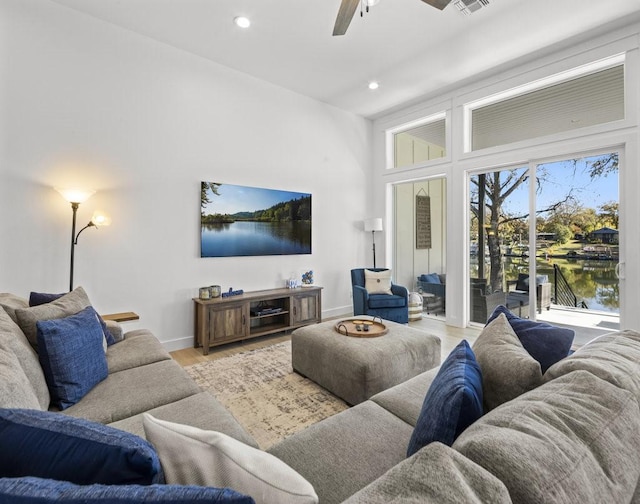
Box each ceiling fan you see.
[333,0,453,36]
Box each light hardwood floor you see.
[170,315,481,367]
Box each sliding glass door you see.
[394,178,447,317]
[469,166,530,324]
[469,152,620,343]
[533,154,620,343]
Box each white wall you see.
[0,0,372,350]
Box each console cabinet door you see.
[291,292,320,325]
[209,304,247,342]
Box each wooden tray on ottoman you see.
[334,317,388,338]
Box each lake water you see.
[201,221,311,257]
[506,256,619,313]
[471,256,619,313]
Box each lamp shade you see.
[364,218,383,232]
[56,188,95,204]
[90,210,112,227]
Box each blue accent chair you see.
[417,273,446,313]
[351,268,409,324]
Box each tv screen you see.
[200,182,311,257]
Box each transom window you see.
[393,115,446,169]
[466,56,625,151]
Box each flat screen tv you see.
[200,182,311,257]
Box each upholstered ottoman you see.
[291,318,441,405]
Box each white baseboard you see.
[162,336,193,352]
[322,306,352,320]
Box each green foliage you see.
[201,213,234,224]
[201,194,311,224]
[470,154,618,292]
[201,182,222,211]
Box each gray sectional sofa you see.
[269,320,640,503]
[3,287,640,503]
[0,291,256,447]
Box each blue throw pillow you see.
[0,477,254,503]
[487,305,575,373]
[407,340,483,457]
[0,409,163,485]
[423,273,441,284]
[36,305,108,409]
[29,291,115,345]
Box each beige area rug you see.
[184,341,348,450]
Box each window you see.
[393,117,446,168]
[468,59,625,151]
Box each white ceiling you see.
[49,0,640,118]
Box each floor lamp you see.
[56,188,111,291]
[364,218,383,268]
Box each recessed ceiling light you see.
[234,16,251,28]
[368,81,380,90]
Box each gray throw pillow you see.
[14,287,92,350]
[0,346,41,409]
[0,293,29,324]
[472,313,543,411]
[0,307,50,409]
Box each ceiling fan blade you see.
[333,0,360,36]
[420,0,454,10]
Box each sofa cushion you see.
[487,305,574,372]
[343,442,511,504]
[36,306,108,410]
[107,392,258,448]
[0,409,163,485]
[268,401,414,504]
[0,348,40,409]
[106,329,171,374]
[407,340,483,456]
[544,330,640,401]
[15,287,93,349]
[364,269,392,295]
[367,293,406,309]
[0,307,49,409]
[0,477,254,503]
[143,414,318,504]
[0,346,41,409]
[454,371,640,504]
[472,313,543,411]
[370,366,441,427]
[0,293,29,323]
[61,359,201,424]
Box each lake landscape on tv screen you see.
[200,182,312,257]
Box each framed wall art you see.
[200,182,312,257]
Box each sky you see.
[203,182,310,215]
[500,155,618,217]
